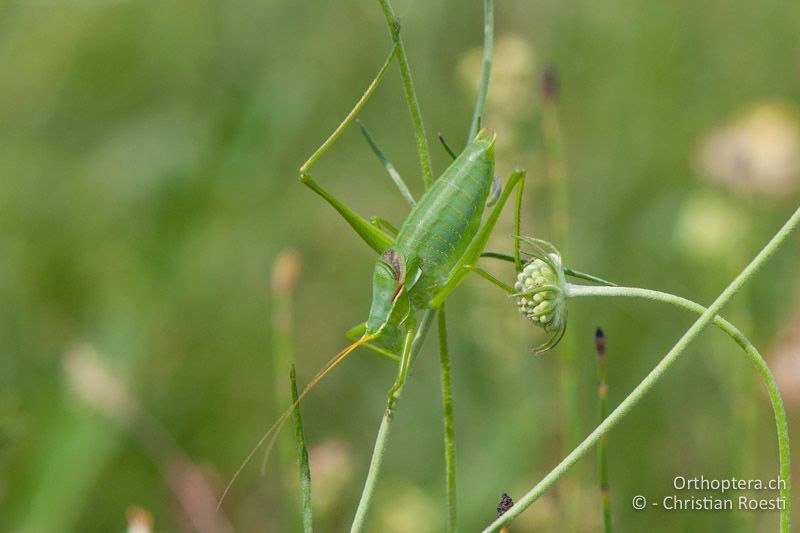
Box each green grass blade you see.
[357,120,416,207]
[290,365,313,533]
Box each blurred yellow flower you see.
[674,192,748,262]
[375,483,439,533]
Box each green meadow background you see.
[2,0,800,531]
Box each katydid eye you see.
[381,249,405,281]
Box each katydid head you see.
[365,249,422,342]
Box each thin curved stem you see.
[479,251,617,287]
[438,305,458,532]
[351,310,436,532]
[483,206,800,532]
[568,284,791,532]
[376,0,433,188]
[467,265,515,294]
[468,0,494,142]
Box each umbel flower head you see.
[513,237,568,353]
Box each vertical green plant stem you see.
[540,70,569,251]
[438,305,458,532]
[467,0,494,141]
[351,310,436,532]
[540,66,580,446]
[376,0,433,188]
[271,250,302,527]
[594,328,613,533]
[731,209,758,533]
[541,69,580,446]
[540,67,582,531]
[568,284,791,531]
[513,180,524,272]
[483,207,800,532]
[289,365,313,533]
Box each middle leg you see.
[429,168,527,307]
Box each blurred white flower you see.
[695,102,800,198]
[307,439,353,515]
[271,248,302,296]
[65,346,234,532]
[459,35,538,150]
[674,192,748,262]
[126,506,153,533]
[375,483,438,533]
[63,343,139,423]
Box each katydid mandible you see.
[219,46,527,506]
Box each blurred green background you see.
[2,0,800,531]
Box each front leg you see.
[387,318,417,407]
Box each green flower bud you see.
[513,238,568,353]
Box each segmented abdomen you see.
[394,135,495,306]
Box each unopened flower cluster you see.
[515,258,560,324]
[513,243,568,353]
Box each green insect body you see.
[365,133,496,345]
[222,44,526,510]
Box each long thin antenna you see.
[217,335,374,509]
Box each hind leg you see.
[298,46,398,254]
